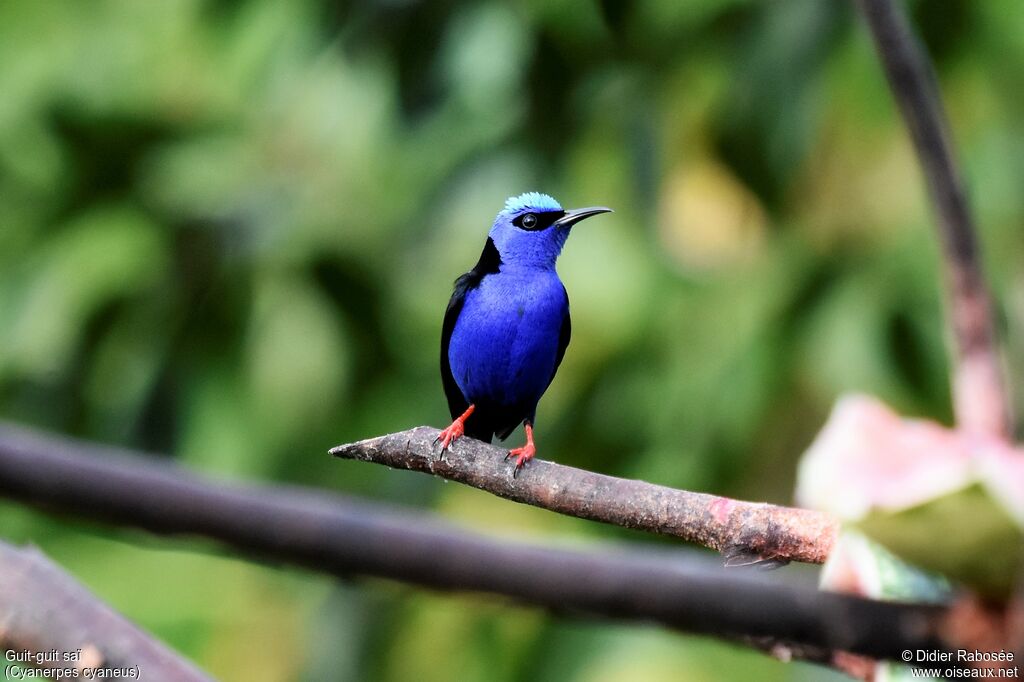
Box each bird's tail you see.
[493,422,518,441]
[463,418,494,444]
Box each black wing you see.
[440,237,502,421]
[440,282,470,419]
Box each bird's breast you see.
[448,270,567,407]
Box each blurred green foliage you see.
[1,0,1023,679]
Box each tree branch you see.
[0,421,946,664]
[0,540,211,681]
[855,0,1013,439]
[330,426,840,565]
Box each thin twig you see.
[0,421,945,663]
[331,427,840,565]
[855,0,1012,439]
[0,540,211,681]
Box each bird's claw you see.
[434,421,465,459]
[506,443,535,479]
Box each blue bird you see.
[437,192,612,476]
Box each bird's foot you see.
[433,421,464,457]
[434,405,475,458]
[504,443,535,478]
[503,423,536,478]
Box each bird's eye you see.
[521,213,538,229]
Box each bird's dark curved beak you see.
[553,206,613,228]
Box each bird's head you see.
[488,192,611,269]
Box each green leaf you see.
[856,483,1024,600]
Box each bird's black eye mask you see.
[512,210,566,231]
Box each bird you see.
[436,192,612,476]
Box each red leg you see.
[435,404,475,455]
[505,423,536,478]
